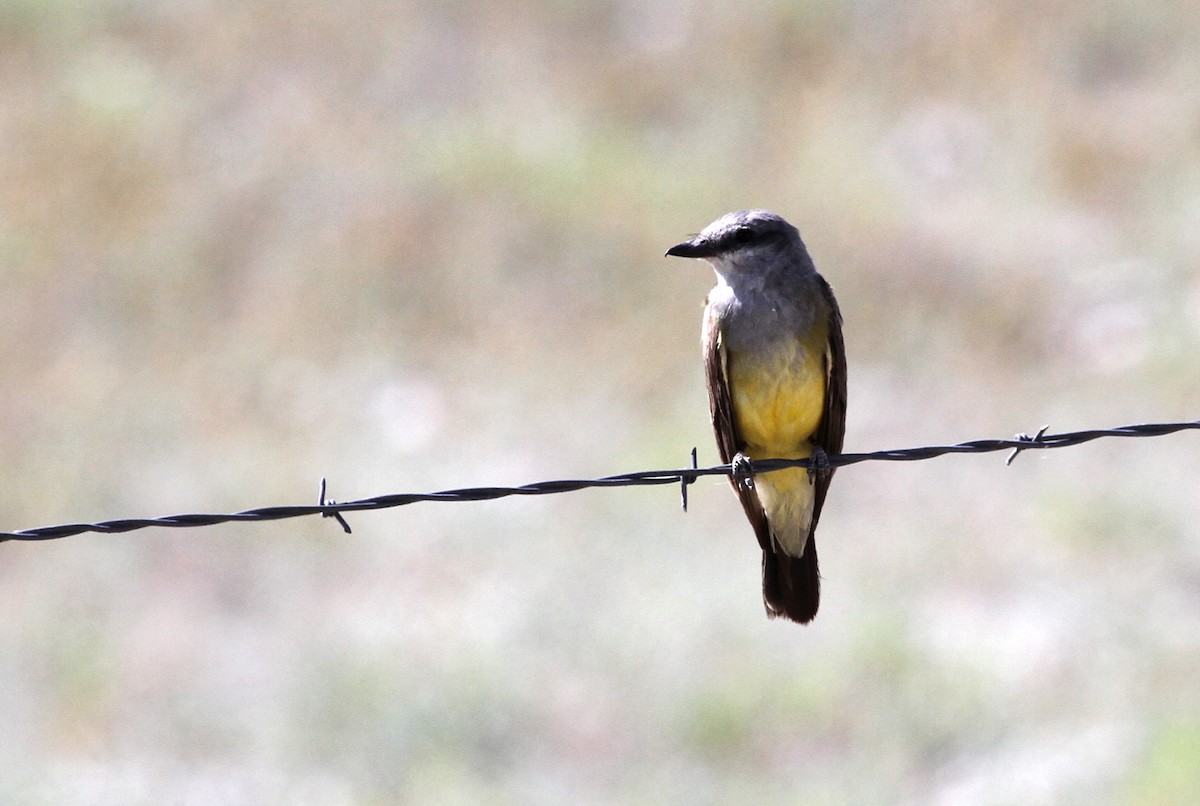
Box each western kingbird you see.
[666,210,847,624]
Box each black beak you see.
[665,238,715,259]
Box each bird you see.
[666,210,846,623]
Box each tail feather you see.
[762,539,820,623]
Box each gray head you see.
[664,210,810,277]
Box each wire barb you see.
[680,447,698,512]
[319,477,353,534]
[1,418,1196,543]
[1006,425,1049,466]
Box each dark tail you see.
[762,539,820,624]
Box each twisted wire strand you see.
[2,419,1196,542]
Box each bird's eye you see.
[732,227,756,245]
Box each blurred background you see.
[2,1,1199,803]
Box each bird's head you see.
[665,210,802,267]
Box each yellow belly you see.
[727,340,826,459]
[726,338,827,557]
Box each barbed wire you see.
[2,419,1196,543]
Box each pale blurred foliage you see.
[2,1,1199,803]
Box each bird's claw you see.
[807,446,831,484]
[732,452,755,491]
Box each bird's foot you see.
[807,446,831,484]
[731,452,755,491]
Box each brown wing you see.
[703,301,773,553]
[809,275,847,530]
